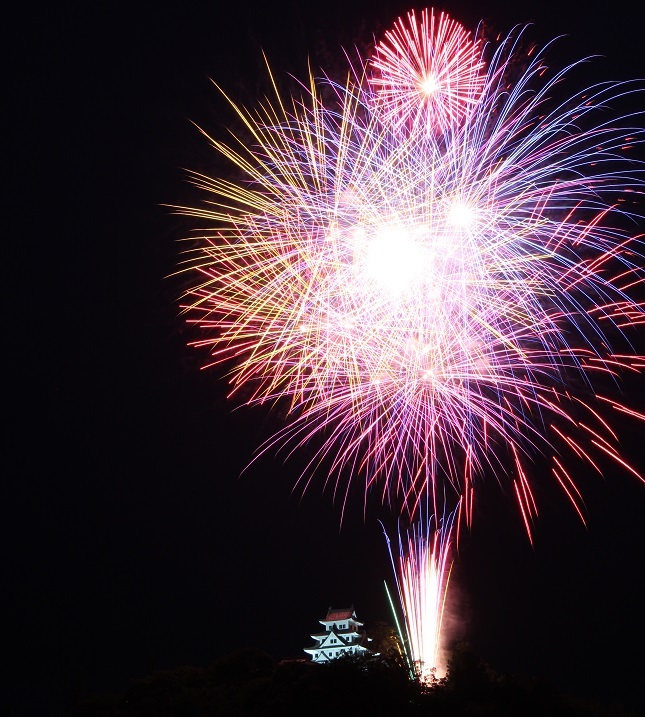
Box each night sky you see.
[7,2,645,715]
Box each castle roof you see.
[323,607,355,622]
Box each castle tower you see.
[304,606,370,663]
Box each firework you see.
[383,509,457,682]
[179,14,644,539]
[369,8,486,135]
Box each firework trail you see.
[383,508,457,683]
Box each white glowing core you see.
[420,74,440,96]
[363,227,427,291]
[447,201,477,229]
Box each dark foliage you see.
[74,644,639,717]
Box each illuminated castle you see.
[304,606,370,663]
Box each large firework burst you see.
[180,18,644,536]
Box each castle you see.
[304,606,370,663]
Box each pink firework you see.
[369,8,486,135]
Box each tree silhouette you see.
[75,644,637,716]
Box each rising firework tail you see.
[382,507,458,682]
[383,578,414,675]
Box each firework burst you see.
[179,18,644,534]
[369,8,486,135]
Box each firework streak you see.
[179,7,644,673]
[383,510,457,682]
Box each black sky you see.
[6,2,645,715]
